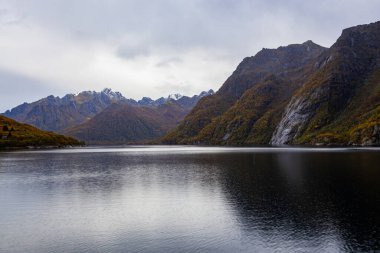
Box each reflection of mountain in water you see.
[2,149,380,252]
[215,152,380,252]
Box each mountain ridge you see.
[162,21,380,146]
[3,89,214,133]
[162,40,327,144]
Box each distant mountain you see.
[162,21,380,146]
[3,89,214,133]
[0,115,82,148]
[137,89,214,108]
[3,88,131,132]
[63,99,195,144]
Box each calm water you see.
[1,146,380,253]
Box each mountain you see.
[3,88,132,132]
[162,21,380,146]
[271,21,380,146]
[63,100,193,144]
[0,115,83,148]
[137,89,214,108]
[3,89,214,133]
[162,40,327,144]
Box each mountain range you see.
[3,89,214,144]
[162,21,380,146]
[3,21,380,147]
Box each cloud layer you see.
[0,0,380,111]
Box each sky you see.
[0,0,380,112]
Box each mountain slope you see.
[0,115,83,148]
[271,21,380,145]
[63,100,191,144]
[162,21,380,146]
[162,41,327,144]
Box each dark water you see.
[1,146,380,253]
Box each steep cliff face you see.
[270,86,327,145]
[162,41,327,144]
[271,21,380,145]
[162,21,380,146]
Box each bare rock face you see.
[270,92,319,145]
[349,124,380,146]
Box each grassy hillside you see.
[0,115,83,148]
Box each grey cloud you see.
[0,69,65,112]
[3,1,380,51]
[116,43,151,59]
[154,81,195,97]
[155,57,183,68]
[0,8,25,25]
[5,0,379,55]
[0,0,380,106]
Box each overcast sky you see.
[0,0,379,111]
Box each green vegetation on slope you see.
[0,115,83,148]
[289,23,380,146]
[191,76,289,145]
[295,68,380,146]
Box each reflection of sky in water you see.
[0,147,380,252]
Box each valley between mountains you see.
[2,21,380,147]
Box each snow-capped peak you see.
[167,93,183,100]
[198,89,215,98]
[101,88,124,100]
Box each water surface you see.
[1,146,380,252]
